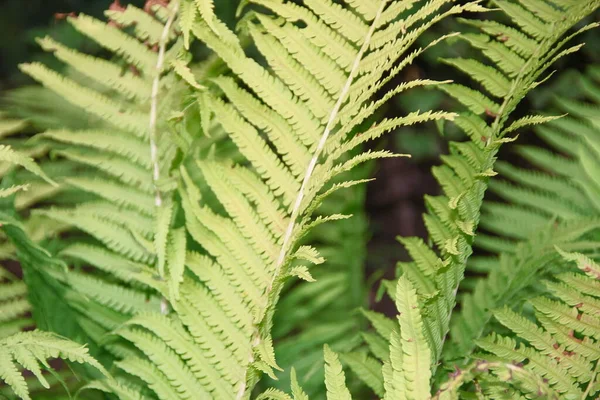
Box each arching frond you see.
[382,0,600,379]
[181,0,475,397]
[348,2,600,398]
[448,65,600,364]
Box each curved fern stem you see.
[270,0,387,294]
[149,0,179,209]
[582,359,600,400]
[149,0,180,314]
[236,2,388,398]
[437,37,550,360]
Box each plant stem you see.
[148,0,180,314]
[235,1,388,398]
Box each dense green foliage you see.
[0,0,599,399]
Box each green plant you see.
[0,0,599,399]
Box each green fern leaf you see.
[0,331,107,400]
[395,276,432,399]
[341,352,384,397]
[290,368,309,400]
[0,145,55,186]
[167,228,186,300]
[323,345,352,400]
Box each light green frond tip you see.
[194,0,218,34]
[290,368,309,400]
[172,59,206,90]
[289,266,316,282]
[395,275,432,400]
[0,145,56,186]
[555,246,600,280]
[324,344,352,400]
[179,0,198,49]
[258,335,282,372]
[257,388,294,400]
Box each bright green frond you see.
[0,145,55,186]
[323,345,352,400]
[0,330,107,400]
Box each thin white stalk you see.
[235,1,388,399]
[149,0,180,208]
[268,0,387,293]
[148,0,180,314]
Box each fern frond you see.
[448,65,600,366]
[0,330,107,400]
[180,1,471,397]
[387,276,433,399]
[6,16,200,390]
[323,345,352,400]
[449,217,600,362]
[267,172,370,396]
[16,1,183,258]
[0,145,55,187]
[471,249,600,398]
[364,1,600,385]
